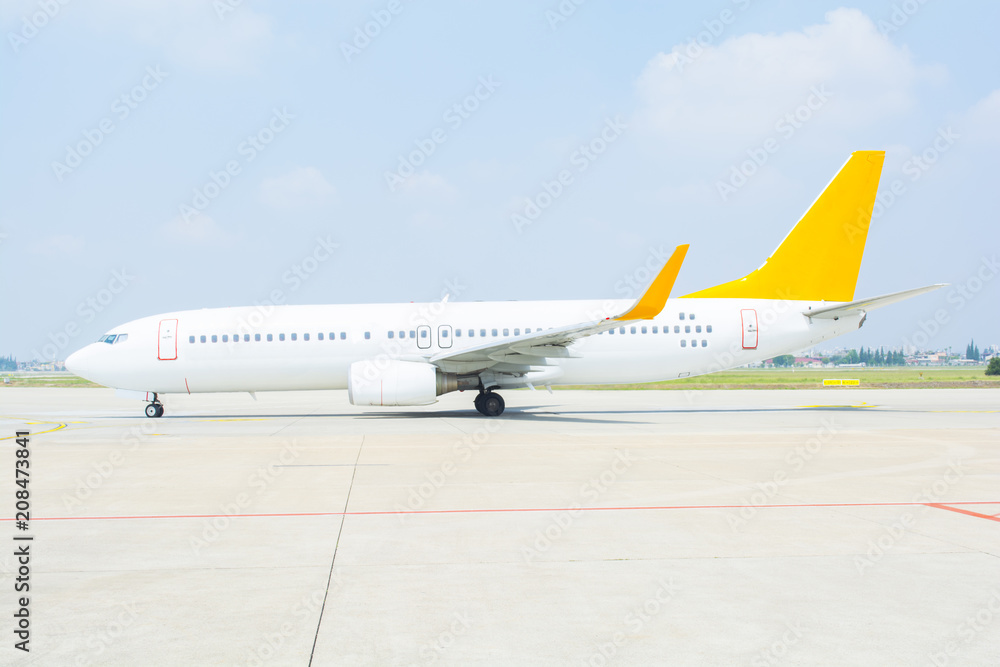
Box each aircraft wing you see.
[429,244,688,373]
[803,284,946,320]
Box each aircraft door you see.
[158,318,178,360]
[416,325,431,349]
[438,325,453,348]
[740,309,758,349]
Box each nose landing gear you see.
[144,397,164,418]
[474,391,505,417]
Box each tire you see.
[481,392,505,417]
[145,404,159,418]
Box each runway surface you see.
[1,387,998,666]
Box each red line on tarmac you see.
[927,503,1000,523]
[3,501,1000,523]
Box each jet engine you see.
[347,359,476,406]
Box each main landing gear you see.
[474,390,505,417]
[144,396,164,418]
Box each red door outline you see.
[741,309,758,350]
[158,319,178,360]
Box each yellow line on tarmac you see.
[0,416,69,440]
[798,404,876,409]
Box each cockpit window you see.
[99,334,116,344]
[114,334,128,344]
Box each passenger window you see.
[525,328,531,334]
[690,313,696,320]
[419,330,426,338]
[329,332,335,340]
[468,329,475,337]
[707,325,713,333]
[681,339,687,347]
[492,329,498,336]
[189,336,195,344]
[279,334,285,342]
[702,340,708,347]
[388,331,394,339]
[691,339,697,347]
[480,329,486,337]
[267,334,273,342]
[222,335,228,342]
[399,330,405,339]
[442,330,449,338]
[318,333,324,341]
[652,326,658,334]
[365,332,371,340]
[514,328,520,336]
[679,313,685,320]
[501,328,507,336]
[340,332,346,340]
[696,325,702,333]
[409,331,415,339]
[609,328,615,335]
[255,334,261,342]
[674,326,680,333]
[291,333,297,341]
[619,327,625,334]
[685,326,691,333]
[304,333,310,341]
[630,326,636,334]
[455,329,461,337]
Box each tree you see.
[772,354,795,367]
[987,357,1000,376]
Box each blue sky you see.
[2,0,997,361]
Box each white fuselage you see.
[66,298,859,395]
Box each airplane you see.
[66,151,942,418]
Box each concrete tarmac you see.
[0,387,998,666]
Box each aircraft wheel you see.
[481,392,504,417]
[145,403,163,418]
[155,404,164,418]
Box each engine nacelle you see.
[348,359,475,406]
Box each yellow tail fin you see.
[683,150,885,302]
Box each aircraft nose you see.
[65,345,94,379]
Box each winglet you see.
[615,244,689,320]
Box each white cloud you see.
[961,89,1000,144]
[259,167,336,209]
[160,213,231,245]
[67,0,273,74]
[634,9,943,152]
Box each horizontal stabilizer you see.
[804,284,946,320]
